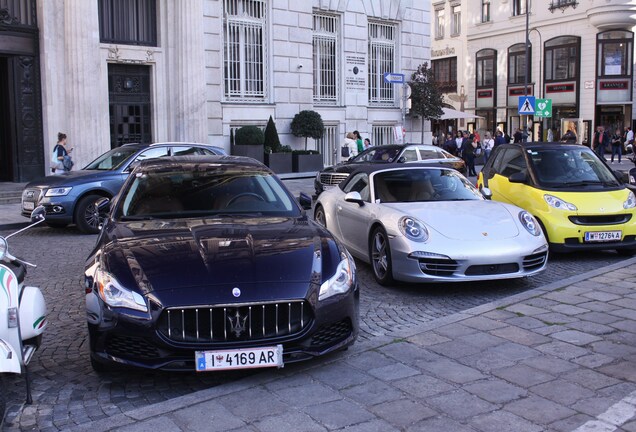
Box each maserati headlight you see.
[399,217,429,242]
[45,187,72,197]
[544,194,577,211]
[95,269,147,312]
[319,251,354,301]
[624,191,636,209]
[519,211,541,236]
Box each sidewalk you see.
[66,257,636,432]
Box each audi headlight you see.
[45,187,72,197]
[319,251,354,301]
[399,217,429,242]
[544,194,577,211]
[95,269,147,312]
[624,191,636,209]
[519,211,541,236]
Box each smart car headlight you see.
[45,187,72,197]
[319,251,354,301]
[544,194,577,211]
[399,217,429,242]
[519,211,541,237]
[624,191,636,209]
[95,269,147,312]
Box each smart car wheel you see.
[75,194,102,234]
[314,205,327,228]
[370,226,394,286]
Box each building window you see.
[549,0,578,12]
[476,49,497,88]
[435,9,445,39]
[223,0,267,101]
[451,5,461,36]
[432,57,457,93]
[481,0,491,23]
[508,43,530,85]
[313,13,339,105]
[597,30,633,77]
[368,21,397,106]
[545,36,579,82]
[512,0,528,16]
[98,0,157,46]
[316,124,339,166]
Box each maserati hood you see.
[388,201,521,241]
[101,217,334,297]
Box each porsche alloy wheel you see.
[370,226,394,286]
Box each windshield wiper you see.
[561,180,618,187]
[213,212,263,218]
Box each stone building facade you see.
[431,0,636,144]
[0,0,430,182]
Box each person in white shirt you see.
[626,127,634,154]
[482,132,495,165]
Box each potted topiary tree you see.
[263,116,292,173]
[232,125,265,163]
[290,110,324,173]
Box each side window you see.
[489,148,508,176]
[133,147,170,163]
[343,173,370,202]
[171,146,199,156]
[498,149,527,178]
[401,148,419,162]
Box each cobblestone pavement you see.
[1,224,628,431]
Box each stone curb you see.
[69,255,636,432]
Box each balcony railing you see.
[549,0,578,13]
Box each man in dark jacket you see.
[443,133,458,156]
[592,125,609,159]
[460,131,477,176]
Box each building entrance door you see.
[0,57,13,181]
[108,64,152,148]
[598,106,625,136]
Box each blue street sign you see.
[518,96,536,115]
[383,72,405,84]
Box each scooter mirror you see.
[30,205,46,223]
[0,236,7,260]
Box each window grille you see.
[223,0,267,101]
[313,13,339,104]
[98,0,157,46]
[372,125,396,146]
[316,124,339,166]
[368,21,397,107]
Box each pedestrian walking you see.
[460,131,477,176]
[592,125,609,158]
[610,128,623,163]
[482,132,494,165]
[353,130,364,154]
[51,132,73,175]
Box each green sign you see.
[535,98,552,118]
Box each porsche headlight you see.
[45,187,72,197]
[544,194,577,211]
[319,251,354,301]
[399,217,429,242]
[95,269,147,312]
[624,191,636,209]
[519,211,541,236]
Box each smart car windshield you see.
[117,168,300,219]
[373,168,483,203]
[529,148,621,188]
[84,147,139,170]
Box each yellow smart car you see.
[477,143,636,254]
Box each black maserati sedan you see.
[84,155,359,372]
[314,143,466,197]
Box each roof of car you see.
[135,155,271,172]
[501,142,590,151]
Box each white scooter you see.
[0,206,48,421]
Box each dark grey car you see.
[21,142,226,233]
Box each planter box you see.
[232,145,264,163]
[265,153,293,174]
[292,153,323,173]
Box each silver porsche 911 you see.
[314,165,548,285]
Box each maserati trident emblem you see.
[227,310,248,337]
[482,232,488,236]
[232,287,241,297]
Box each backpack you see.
[51,145,60,165]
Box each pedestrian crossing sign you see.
[518,96,536,114]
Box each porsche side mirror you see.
[480,187,493,200]
[508,172,527,184]
[298,192,312,210]
[344,191,364,206]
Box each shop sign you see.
[546,84,574,93]
[600,81,628,90]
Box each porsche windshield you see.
[117,169,300,219]
[529,148,621,188]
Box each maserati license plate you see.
[195,345,283,371]
[584,231,622,242]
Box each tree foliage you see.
[290,110,324,150]
[264,116,282,152]
[408,63,444,121]
[234,125,265,146]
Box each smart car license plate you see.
[584,231,622,242]
[22,201,34,211]
[195,345,283,372]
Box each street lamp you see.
[523,0,530,141]
[529,27,543,98]
[459,84,467,128]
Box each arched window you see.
[508,43,531,85]
[597,30,633,77]
[476,49,497,88]
[545,36,579,82]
